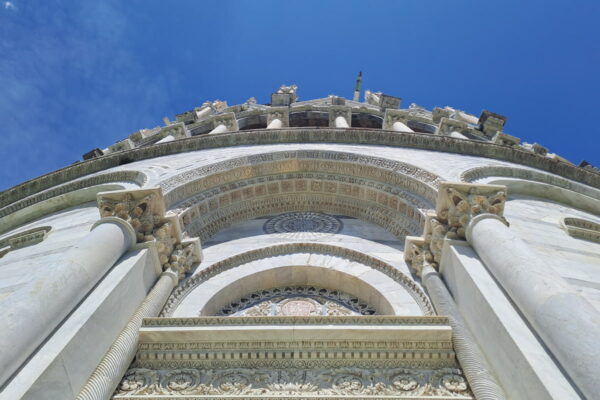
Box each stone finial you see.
[364,90,401,110]
[266,107,289,127]
[436,182,507,239]
[271,84,298,106]
[478,110,507,138]
[97,188,202,276]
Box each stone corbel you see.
[328,106,352,127]
[266,107,289,127]
[493,131,521,147]
[97,188,202,278]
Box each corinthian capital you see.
[436,182,507,239]
[97,188,201,276]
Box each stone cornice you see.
[2,128,598,209]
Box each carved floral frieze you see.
[113,367,472,399]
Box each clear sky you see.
[1,0,598,191]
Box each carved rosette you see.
[405,182,507,273]
[97,188,201,278]
[113,367,472,398]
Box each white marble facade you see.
[0,87,599,400]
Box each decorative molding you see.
[461,165,600,200]
[263,212,343,239]
[0,170,146,216]
[113,367,472,399]
[0,226,51,258]
[5,128,598,210]
[216,285,377,316]
[160,243,434,317]
[561,217,600,244]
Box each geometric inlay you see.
[263,212,342,240]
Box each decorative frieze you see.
[113,367,472,399]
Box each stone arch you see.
[161,243,434,317]
[0,171,146,235]
[461,166,600,215]
[461,165,600,199]
[161,150,440,240]
[196,265,397,316]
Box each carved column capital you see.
[97,188,201,276]
[404,182,507,273]
[211,112,239,132]
[328,106,352,127]
[435,182,507,240]
[266,107,289,127]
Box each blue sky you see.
[0,0,598,191]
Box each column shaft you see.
[266,118,283,129]
[209,124,227,134]
[334,116,349,128]
[422,265,506,400]
[467,215,600,399]
[76,271,178,400]
[449,131,468,139]
[392,120,414,132]
[0,220,134,387]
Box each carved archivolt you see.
[161,150,440,206]
[161,243,434,317]
[113,367,472,399]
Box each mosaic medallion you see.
[263,212,342,240]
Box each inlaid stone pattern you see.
[113,367,473,399]
[263,212,343,240]
[217,286,376,317]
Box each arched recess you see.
[160,150,440,240]
[461,166,600,215]
[161,243,434,317]
[0,171,146,235]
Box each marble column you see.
[209,124,228,134]
[266,118,283,129]
[392,120,414,132]
[76,270,178,400]
[421,263,506,400]
[466,214,600,399]
[334,115,349,128]
[0,217,136,387]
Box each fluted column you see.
[421,263,506,400]
[76,270,178,400]
[467,214,600,399]
[0,217,136,387]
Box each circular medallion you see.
[263,212,342,240]
[280,298,318,316]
